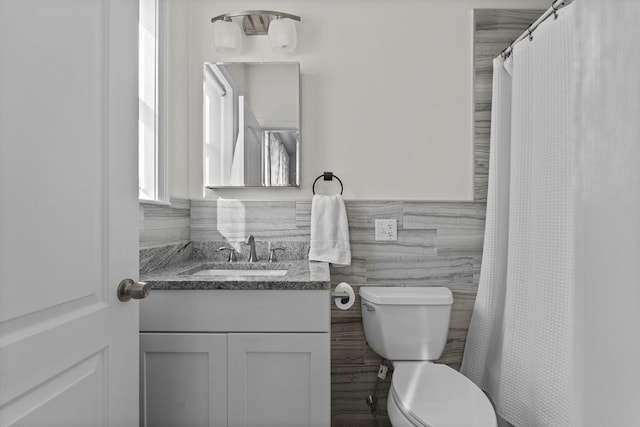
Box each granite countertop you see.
[140,259,330,290]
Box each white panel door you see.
[0,1,139,426]
[227,333,330,427]
[140,333,228,427]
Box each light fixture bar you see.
[211,10,301,53]
[211,10,301,24]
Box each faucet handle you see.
[268,246,286,263]
[217,246,237,262]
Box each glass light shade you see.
[213,20,243,54]
[268,18,297,53]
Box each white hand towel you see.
[308,194,351,266]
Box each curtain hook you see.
[551,2,559,20]
[501,40,515,60]
[528,28,534,41]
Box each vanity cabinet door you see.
[140,333,228,427]
[227,333,330,427]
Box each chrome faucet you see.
[245,235,258,262]
[268,243,286,262]
[217,246,237,262]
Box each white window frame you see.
[139,0,169,203]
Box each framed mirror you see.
[203,62,300,188]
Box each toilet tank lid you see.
[359,287,453,305]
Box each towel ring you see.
[312,172,344,195]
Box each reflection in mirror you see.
[204,62,300,188]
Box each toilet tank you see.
[359,287,453,361]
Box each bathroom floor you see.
[332,416,391,427]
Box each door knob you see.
[117,279,150,302]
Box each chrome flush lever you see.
[362,302,376,312]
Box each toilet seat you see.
[389,362,497,427]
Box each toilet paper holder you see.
[332,282,355,310]
[332,289,351,304]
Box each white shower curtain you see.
[462,1,640,425]
[268,132,290,186]
[573,1,640,425]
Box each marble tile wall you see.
[473,9,546,201]
[139,199,192,273]
[190,199,485,424]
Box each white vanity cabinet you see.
[139,290,330,427]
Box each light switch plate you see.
[375,219,397,241]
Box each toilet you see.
[359,286,497,427]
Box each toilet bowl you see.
[359,286,496,427]
[388,362,496,427]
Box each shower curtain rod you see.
[501,0,573,59]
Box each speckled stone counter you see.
[140,260,330,290]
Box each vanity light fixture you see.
[211,17,243,55]
[211,10,301,54]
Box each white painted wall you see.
[168,0,548,200]
[168,0,190,198]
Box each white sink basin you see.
[191,269,288,277]
[178,262,291,278]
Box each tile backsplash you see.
[139,199,192,274]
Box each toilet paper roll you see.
[334,282,355,310]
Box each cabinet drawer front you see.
[140,290,330,332]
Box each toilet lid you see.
[391,362,497,427]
